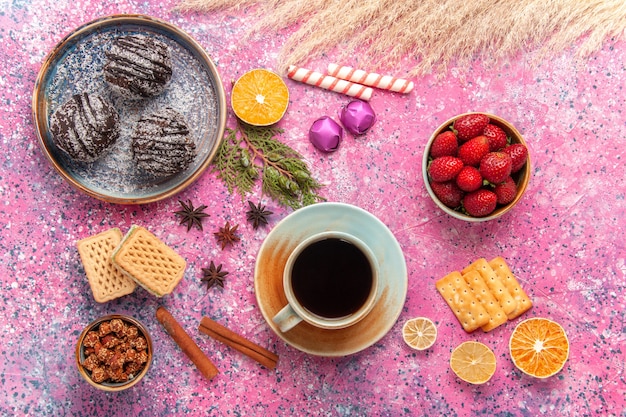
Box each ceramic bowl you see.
[75,314,153,391]
[422,113,530,222]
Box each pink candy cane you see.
[287,65,373,101]
[327,63,414,94]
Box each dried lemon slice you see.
[450,341,496,384]
[509,317,569,378]
[231,69,289,126]
[402,317,437,350]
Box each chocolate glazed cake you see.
[49,93,120,162]
[132,108,196,177]
[104,34,172,99]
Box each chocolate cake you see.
[49,93,120,162]
[104,34,172,99]
[132,108,196,177]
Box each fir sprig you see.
[211,122,325,209]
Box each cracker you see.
[462,258,517,315]
[488,257,533,319]
[77,228,136,303]
[462,269,508,332]
[112,225,186,297]
[436,270,490,332]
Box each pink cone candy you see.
[339,100,376,135]
[309,116,343,152]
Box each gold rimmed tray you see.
[32,14,227,204]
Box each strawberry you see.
[502,143,528,173]
[453,113,490,142]
[479,152,512,184]
[463,189,497,217]
[430,131,458,158]
[483,124,508,151]
[458,135,489,167]
[455,166,483,192]
[494,176,518,204]
[430,181,464,208]
[428,156,464,182]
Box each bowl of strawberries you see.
[423,112,530,221]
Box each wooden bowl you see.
[75,314,153,391]
[422,113,530,222]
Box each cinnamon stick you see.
[198,316,279,369]
[156,307,219,380]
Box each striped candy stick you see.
[327,63,414,94]
[286,65,373,101]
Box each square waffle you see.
[112,225,186,297]
[77,228,137,303]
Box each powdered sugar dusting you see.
[104,34,172,98]
[49,93,119,162]
[42,21,222,199]
[132,108,196,177]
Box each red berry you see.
[502,143,528,173]
[428,156,464,182]
[483,124,508,151]
[456,166,483,192]
[494,176,518,205]
[430,181,464,208]
[453,114,490,142]
[458,135,490,167]
[479,152,512,184]
[430,131,458,158]
[463,189,497,217]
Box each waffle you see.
[112,225,186,297]
[77,228,137,303]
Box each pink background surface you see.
[1,1,625,416]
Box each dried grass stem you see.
[177,0,626,75]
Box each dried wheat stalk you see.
[177,0,626,75]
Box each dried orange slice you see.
[509,317,569,378]
[450,341,496,384]
[231,69,289,126]
[402,317,437,350]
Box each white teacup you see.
[272,231,379,332]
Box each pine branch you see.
[211,122,325,209]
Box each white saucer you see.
[254,202,407,356]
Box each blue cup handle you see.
[272,304,303,332]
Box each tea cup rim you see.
[282,231,379,330]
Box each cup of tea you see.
[272,231,379,332]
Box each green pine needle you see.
[211,123,325,209]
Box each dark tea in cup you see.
[291,237,373,318]
[273,231,379,332]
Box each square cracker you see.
[489,257,533,319]
[462,258,517,316]
[462,269,508,332]
[112,225,186,297]
[436,270,490,332]
[77,228,136,303]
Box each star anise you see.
[201,261,229,289]
[214,221,240,250]
[174,200,210,231]
[245,200,273,229]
